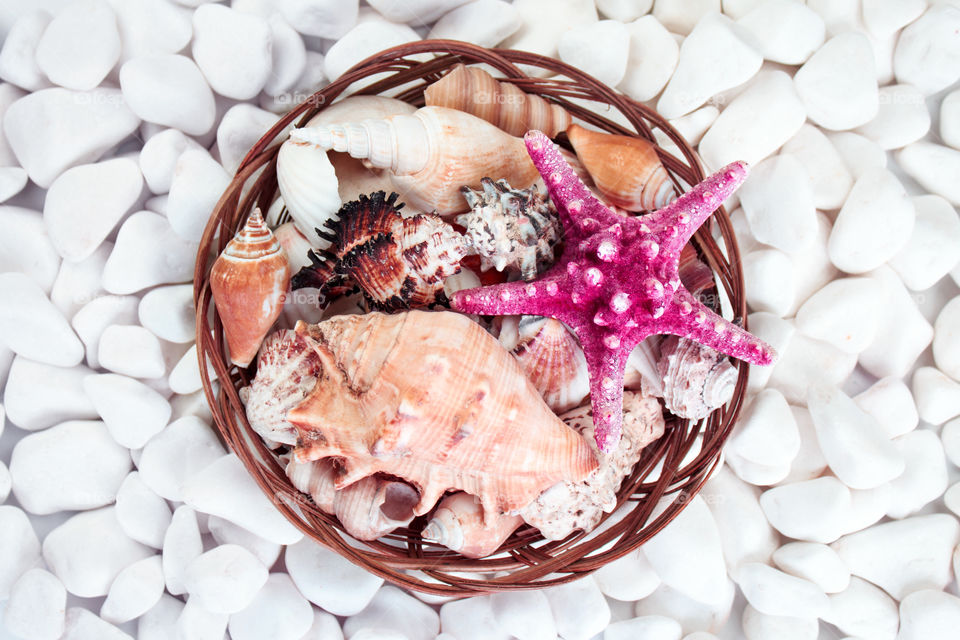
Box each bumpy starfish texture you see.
[451,130,777,453]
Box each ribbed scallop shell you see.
[422,492,523,558]
[567,124,676,212]
[423,63,572,138]
[277,134,341,240]
[506,316,589,414]
[657,335,737,420]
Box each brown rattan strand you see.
[193,40,750,597]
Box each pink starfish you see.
[451,131,777,453]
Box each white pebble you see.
[617,15,679,103]
[10,420,130,515]
[162,506,203,596]
[760,476,850,543]
[42,506,153,597]
[138,416,225,501]
[633,581,734,636]
[785,217,838,317]
[426,0,522,48]
[596,0,651,21]
[0,460,9,503]
[138,284,195,344]
[898,589,960,640]
[781,405,829,483]
[206,516,279,572]
[605,616,682,640]
[285,538,383,616]
[191,5,273,100]
[440,596,510,640]
[742,249,794,317]
[884,429,949,518]
[543,577,610,640]
[119,55,216,136]
[745,312,795,393]
[168,343,217,395]
[794,32,878,130]
[934,295,960,381]
[735,563,828,619]
[829,131,888,182]
[115,472,172,550]
[859,266,934,379]
[912,367,960,425]
[71,295,140,368]
[227,573,312,640]
[102,211,199,294]
[35,0,121,91]
[831,513,960,601]
[0,206,61,294]
[854,376,919,438]
[98,325,167,379]
[343,585,439,640]
[139,128,202,195]
[822,576,899,640]
[558,20,630,88]
[107,0,193,62]
[184,544,268,614]
[278,0,358,39]
[0,166,27,203]
[668,106,718,147]
[4,568,66,640]
[740,154,817,252]
[490,589,557,640]
[653,0,720,36]
[593,550,660,602]
[0,82,27,165]
[727,389,800,468]
[943,417,960,468]
[862,0,926,36]
[702,466,778,573]
[323,20,421,82]
[893,4,960,94]
[0,11,53,92]
[0,506,42,598]
[167,148,231,241]
[2,357,97,430]
[85,373,171,448]
[264,15,307,98]
[736,0,825,64]
[366,0,470,24]
[740,605,817,640]
[767,334,857,405]
[772,542,850,594]
[216,104,281,175]
[795,277,882,354]
[137,594,184,640]
[60,607,133,640]
[855,84,930,149]
[842,485,893,536]
[891,195,960,291]
[50,243,112,321]
[941,89,960,150]
[899,141,960,206]
[176,597,227,640]
[699,70,806,169]
[100,555,164,625]
[0,272,84,366]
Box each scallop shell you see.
[657,335,737,420]
[288,106,540,215]
[423,63,572,138]
[422,492,523,558]
[456,178,561,281]
[506,316,590,414]
[566,124,676,212]
[291,191,467,311]
[520,389,666,540]
[276,133,341,240]
[210,209,291,367]
[277,310,598,520]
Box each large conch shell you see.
[566,124,676,212]
[657,335,737,420]
[277,133,341,240]
[306,95,417,128]
[210,209,290,367]
[277,311,598,520]
[423,63,572,138]
[422,492,523,559]
[288,106,540,215]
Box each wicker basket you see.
[194,40,750,597]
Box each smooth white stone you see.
[137,594,185,640]
[781,124,853,210]
[162,506,203,597]
[2,87,140,188]
[934,295,960,380]
[138,416,225,501]
[367,0,471,24]
[182,454,303,545]
[100,555,164,624]
[0,460,8,503]
[760,476,850,543]
[168,343,217,395]
[642,496,727,606]
[735,563,828,619]
[278,0,358,39]
[440,596,510,640]
[829,132,887,183]
[682,634,720,640]
[740,605,818,640]
[115,472,172,550]
[261,50,327,114]
[50,243,111,321]
[501,0,597,69]
[0,11,52,92]
[138,129,202,195]
[107,0,193,62]
[490,589,558,640]
[899,589,960,640]
[634,581,734,636]
[740,154,817,252]
[0,343,12,391]
[669,106,718,146]
[543,577,610,640]
[657,13,761,119]
[102,211,199,294]
[216,104,280,175]
[300,610,343,640]
[427,0,521,48]
[941,89,960,150]
[0,506,42,599]
[899,141,960,206]
[728,389,799,467]
[950,483,960,516]
[891,195,960,290]
[854,376,919,439]
[263,15,306,98]
[138,284,195,344]
[0,83,27,166]
[701,466,778,574]
[184,544,268,615]
[98,325,166,379]
[863,0,926,36]
[191,4,272,100]
[617,15,679,102]
[767,334,857,405]
[773,542,850,594]
[832,168,915,274]
[745,312,795,393]
[207,516,281,571]
[699,70,805,169]
[176,597,227,640]
[723,449,790,486]
[605,616,682,640]
[653,0,721,35]
[736,0,825,64]
[743,249,794,316]
[166,149,231,241]
[71,294,140,368]
[229,573,313,640]
[831,513,960,601]
[884,429,949,519]
[594,550,660,602]
[35,0,120,91]
[558,20,630,88]
[323,20,421,81]
[860,266,934,379]
[795,277,882,354]
[597,0,651,21]
[0,206,60,294]
[841,484,892,536]
[2,357,97,430]
[0,272,83,366]
[855,84,930,150]
[913,367,960,425]
[285,538,383,616]
[894,4,960,94]
[0,166,26,202]
[4,568,66,640]
[10,420,130,515]
[794,33,878,130]
[822,577,898,640]
[119,55,216,136]
[43,506,153,597]
[943,417,960,468]
[343,585,439,640]
[60,608,133,640]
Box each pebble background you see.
[1,1,960,639]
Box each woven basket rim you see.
[193,40,750,597]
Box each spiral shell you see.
[423,63,572,138]
[505,316,590,414]
[657,335,737,420]
[422,492,523,559]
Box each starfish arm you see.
[579,339,636,453]
[449,279,565,317]
[660,288,777,366]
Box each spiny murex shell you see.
[657,335,737,420]
[456,178,561,281]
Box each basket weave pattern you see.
[194,41,750,596]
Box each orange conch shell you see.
[285,310,598,520]
[424,63,572,138]
[210,209,291,367]
[422,492,523,558]
[567,124,676,212]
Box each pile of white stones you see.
[1,0,960,639]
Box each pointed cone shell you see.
[422,492,523,558]
[567,124,676,211]
[283,310,598,520]
[210,209,291,367]
[657,335,737,420]
[277,134,342,239]
[508,316,590,413]
[424,63,572,138]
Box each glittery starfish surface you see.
[450,131,777,453]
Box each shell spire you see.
[422,492,523,558]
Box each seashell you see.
[285,455,336,512]
[288,106,540,215]
[520,389,666,541]
[506,316,590,414]
[625,337,664,397]
[306,95,417,128]
[291,191,467,311]
[657,335,737,420]
[422,492,523,558]
[423,63,572,138]
[566,124,676,212]
[277,133,342,240]
[678,243,716,296]
[210,209,291,367]
[274,310,598,520]
[273,222,314,271]
[456,178,561,281]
